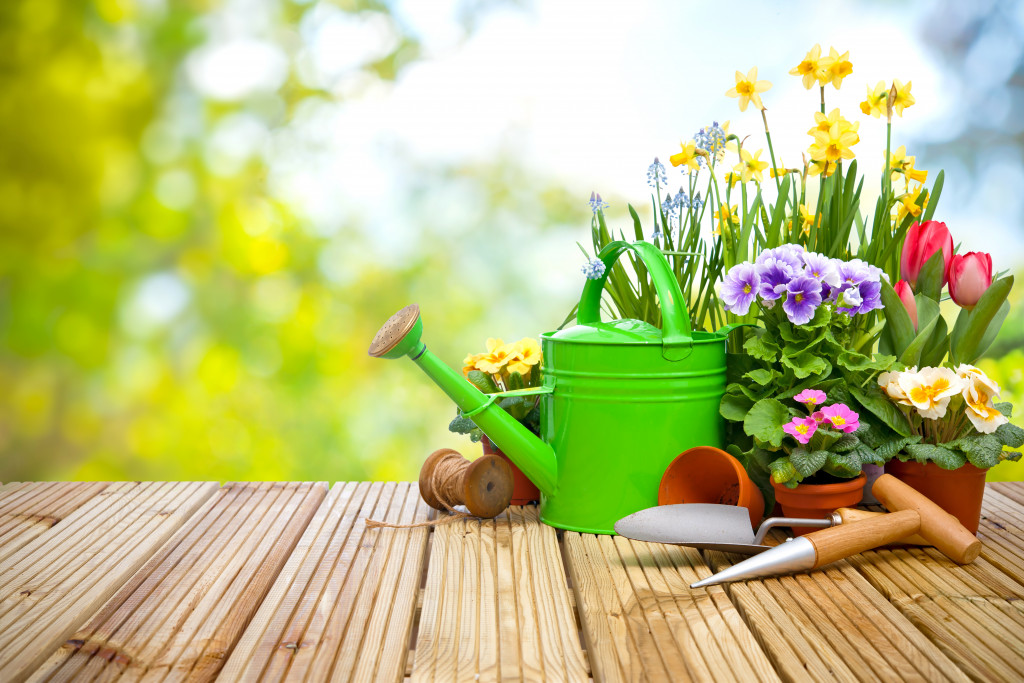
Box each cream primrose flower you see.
[896,367,964,419]
[878,369,914,406]
[955,364,1002,396]
[963,383,1009,434]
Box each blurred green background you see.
[1,0,1022,482]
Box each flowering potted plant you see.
[876,365,1022,533]
[449,337,543,504]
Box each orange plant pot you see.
[483,437,540,505]
[659,446,765,529]
[772,474,866,536]
[885,460,986,534]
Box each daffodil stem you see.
[761,108,782,195]
[819,86,825,114]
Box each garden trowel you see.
[614,503,926,554]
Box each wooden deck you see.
[1,482,1023,682]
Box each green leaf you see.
[916,249,946,301]
[720,390,755,422]
[905,443,967,470]
[919,313,949,367]
[996,422,1024,449]
[743,333,781,362]
[831,435,860,453]
[874,435,920,461]
[506,371,525,391]
[849,385,913,437]
[920,170,944,223]
[769,457,800,487]
[898,311,940,367]
[466,370,499,394]
[823,451,861,478]
[879,279,917,356]
[781,350,829,379]
[951,275,1014,364]
[972,300,1010,361]
[744,369,778,386]
[959,434,1003,469]
[791,448,828,477]
[995,402,1013,417]
[743,399,791,448]
[852,443,884,466]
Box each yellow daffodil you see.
[714,204,738,235]
[506,337,542,377]
[897,367,963,419]
[896,184,927,223]
[891,79,915,117]
[790,44,827,90]
[887,146,928,185]
[734,148,769,183]
[798,204,819,236]
[770,160,792,178]
[723,171,742,188]
[808,108,858,137]
[860,81,888,118]
[806,158,836,178]
[669,140,701,173]
[809,121,859,165]
[822,47,853,89]
[725,67,772,112]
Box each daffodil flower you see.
[725,67,772,112]
[809,121,860,165]
[896,184,927,223]
[714,204,738,235]
[860,81,888,118]
[723,171,742,188]
[790,44,826,90]
[798,204,819,236]
[886,146,928,185]
[669,140,701,173]
[808,108,857,137]
[734,148,769,183]
[822,47,853,89]
[806,158,836,178]
[891,79,915,117]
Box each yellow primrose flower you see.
[790,44,827,90]
[860,81,888,118]
[462,352,486,376]
[725,67,772,112]
[808,108,858,137]
[714,204,738,235]
[507,337,542,377]
[896,184,928,223]
[822,47,853,89]
[891,79,915,117]
[897,367,964,419]
[887,146,928,185]
[809,121,860,164]
[669,140,701,173]
[475,338,513,374]
[734,148,769,183]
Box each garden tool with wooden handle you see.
[690,474,981,588]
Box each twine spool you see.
[367,448,513,529]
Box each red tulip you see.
[894,279,918,330]
[900,220,953,289]
[948,252,993,309]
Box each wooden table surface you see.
[1,481,1023,682]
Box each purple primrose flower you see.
[757,245,804,272]
[720,263,761,315]
[801,251,842,288]
[782,275,823,325]
[756,257,795,302]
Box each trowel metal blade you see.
[614,504,757,546]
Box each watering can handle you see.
[577,240,693,360]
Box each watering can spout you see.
[368,305,558,496]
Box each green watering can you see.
[368,240,734,534]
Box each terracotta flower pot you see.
[659,446,765,529]
[885,459,986,534]
[482,437,540,505]
[772,474,866,536]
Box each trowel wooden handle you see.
[808,509,922,568]
[872,474,981,564]
[834,508,929,546]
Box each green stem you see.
[761,108,782,195]
[820,86,825,114]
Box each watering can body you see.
[369,240,730,534]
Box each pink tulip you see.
[948,252,993,309]
[894,279,918,330]
[900,220,953,289]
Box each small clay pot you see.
[483,437,540,505]
[659,446,765,529]
[772,473,866,536]
[885,460,987,534]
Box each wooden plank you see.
[26,481,325,683]
[0,482,110,565]
[0,481,217,683]
[412,507,586,683]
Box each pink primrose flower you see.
[820,403,860,433]
[794,389,827,408]
[783,416,818,445]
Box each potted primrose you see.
[449,337,543,505]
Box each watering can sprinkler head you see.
[368,304,424,360]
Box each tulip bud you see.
[894,279,918,330]
[948,252,993,309]
[900,220,953,289]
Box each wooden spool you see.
[418,448,514,519]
